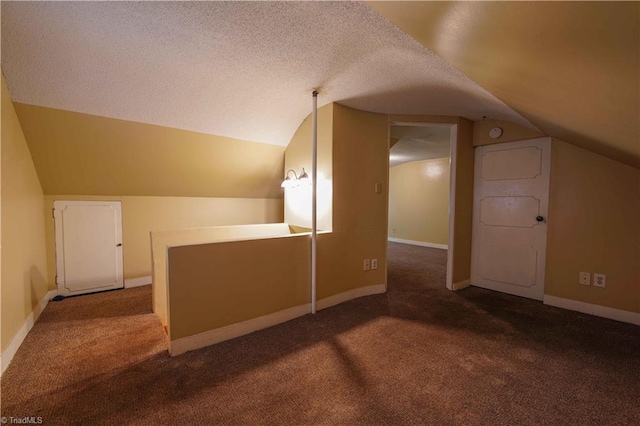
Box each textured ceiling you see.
[1,1,535,147]
[389,126,451,167]
[368,1,640,168]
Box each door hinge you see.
[55,274,58,284]
[52,208,56,219]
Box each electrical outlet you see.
[593,273,606,288]
[371,259,378,270]
[579,272,590,286]
[363,259,370,271]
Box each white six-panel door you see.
[471,138,551,300]
[54,201,124,297]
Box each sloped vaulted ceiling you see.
[368,1,640,168]
[3,1,636,173]
[1,1,533,149]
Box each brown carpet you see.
[1,242,639,425]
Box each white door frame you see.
[388,121,458,291]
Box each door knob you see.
[536,216,545,222]
[116,243,122,247]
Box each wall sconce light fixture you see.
[281,168,310,188]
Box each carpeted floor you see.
[1,242,639,425]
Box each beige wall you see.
[1,76,49,352]
[152,223,291,328]
[546,139,640,313]
[388,158,450,245]
[43,195,283,288]
[168,234,310,341]
[370,2,640,168]
[317,104,389,299]
[165,103,390,345]
[284,103,333,231]
[14,103,285,199]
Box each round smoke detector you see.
[489,127,503,139]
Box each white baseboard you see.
[543,295,640,326]
[317,284,387,311]
[169,303,311,356]
[1,289,57,376]
[169,283,388,356]
[388,237,448,250]
[125,275,152,288]
[452,279,470,291]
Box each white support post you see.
[311,91,318,314]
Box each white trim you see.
[1,290,57,376]
[388,122,457,291]
[125,275,152,288]
[169,304,311,356]
[168,284,387,356]
[389,122,457,128]
[317,284,386,311]
[452,279,470,291]
[446,125,458,291]
[388,237,448,250]
[543,295,640,326]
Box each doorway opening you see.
[387,123,458,290]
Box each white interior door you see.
[471,138,550,300]
[54,201,124,297]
